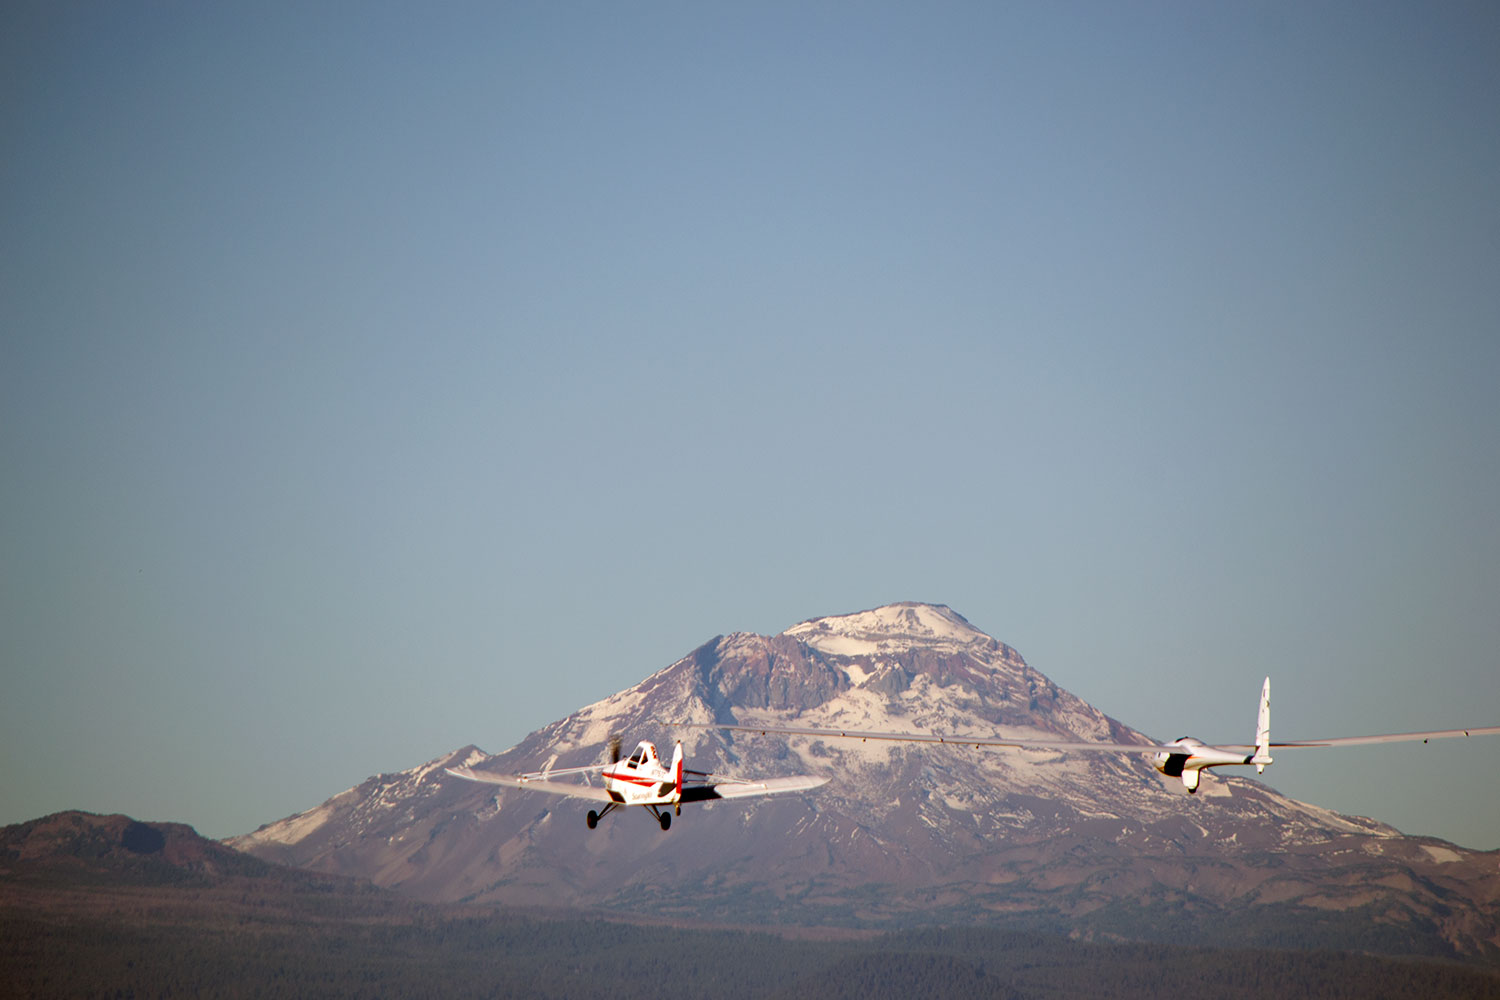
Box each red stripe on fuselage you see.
[602,770,665,788]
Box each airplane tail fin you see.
[671,740,684,799]
[1252,676,1273,773]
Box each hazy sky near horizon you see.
[4,3,1499,850]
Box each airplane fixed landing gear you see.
[588,802,670,831]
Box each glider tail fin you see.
[1253,676,1273,773]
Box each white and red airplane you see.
[446,735,828,830]
[679,677,1500,793]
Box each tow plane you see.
[446,735,828,830]
[678,677,1500,793]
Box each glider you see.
[677,677,1500,793]
[446,735,828,830]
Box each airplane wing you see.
[445,765,614,802]
[682,722,1500,755]
[1237,726,1500,750]
[677,723,1174,754]
[679,774,830,802]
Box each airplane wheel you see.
[658,812,671,832]
[586,810,598,829]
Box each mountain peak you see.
[782,602,992,657]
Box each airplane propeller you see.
[608,734,622,765]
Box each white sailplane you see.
[678,677,1500,793]
[446,735,828,830]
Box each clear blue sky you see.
[4,2,1498,849]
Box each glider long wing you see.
[1260,726,1500,749]
[678,723,1500,754]
[445,765,614,802]
[675,722,1174,754]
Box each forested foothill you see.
[5,812,1498,999]
[7,888,1500,999]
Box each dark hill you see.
[1,810,273,886]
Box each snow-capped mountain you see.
[228,603,1500,957]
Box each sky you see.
[4,2,1499,850]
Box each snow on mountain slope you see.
[785,604,993,656]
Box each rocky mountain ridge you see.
[228,603,1500,959]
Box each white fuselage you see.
[601,741,680,805]
[1153,737,1270,792]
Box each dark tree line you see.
[5,908,1500,1000]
